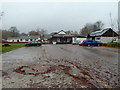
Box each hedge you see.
[107,42,120,47]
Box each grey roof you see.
[50,32,58,36]
[52,30,75,37]
[90,28,116,36]
[7,37,20,40]
[20,36,39,39]
[0,39,7,42]
[53,34,75,37]
[50,30,86,38]
[7,36,40,40]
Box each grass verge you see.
[0,43,25,54]
[102,42,120,49]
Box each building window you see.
[17,40,19,42]
[12,40,14,42]
[20,39,22,41]
[30,39,32,41]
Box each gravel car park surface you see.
[1,45,119,88]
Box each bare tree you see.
[39,29,48,40]
[8,26,20,37]
[118,20,120,31]
[94,21,104,30]
[2,30,12,39]
[28,30,39,36]
[0,11,4,30]
[66,30,72,35]
[66,30,78,35]
[27,28,48,40]
[73,31,79,35]
[117,19,120,35]
[20,32,28,36]
[109,12,120,35]
[80,21,104,36]
[109,12,117,30]
[80,26,91,36]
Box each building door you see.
[67,37,72,44]
[17,40,19,42]
[60,37,67,43]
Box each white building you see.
[49,30,87,44]
[72,36,87,42]
[7,36,41,42]
[88,28,119,43]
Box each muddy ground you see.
[1,44,119,88]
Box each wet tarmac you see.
[1,44,119,88]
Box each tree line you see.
[80,21,104,36]
[1,27,48,40]
[65,21,104,36]
[1,20,112,40]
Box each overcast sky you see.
[1,2,118,33]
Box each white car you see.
[72,40,81,45]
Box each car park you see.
[79,40,102,46]
[25,41,42,46]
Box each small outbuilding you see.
[88,28,119,43]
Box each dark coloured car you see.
[2,44,11,47]
[72,40,81,45]
[25,41,42,46]
[79,40,102,46]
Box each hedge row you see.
[107,42,120,47]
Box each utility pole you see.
[109,12,114,30]
[0,11,4,30]
[118,1,120,35]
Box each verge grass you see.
[102,42,120,49]
[0,43,25,54]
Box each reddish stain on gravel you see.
[13,59,116,88]
[2,71,8,77]
[13,66,40,76]
[13,65,56,76]
[14,64,96,88]
[57,64,95,88]
[2,71,10,78]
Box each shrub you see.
[107,42,120,47]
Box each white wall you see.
[7,39,18,42]
[72,37,86,42]
[7,38,41,42]
[95,37,118,43]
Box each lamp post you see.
[0,11,4,30]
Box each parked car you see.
[79,40,102,46]
[2,44,11,47]
[72,40,81,45]
[25,41,42,46]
